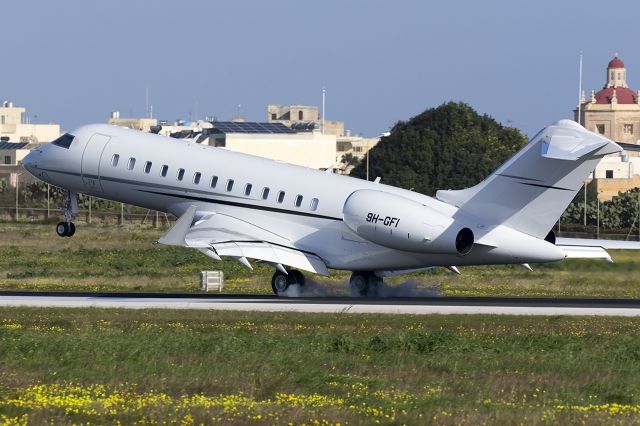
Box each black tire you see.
[289,270,306,287]
[349,272,369,296]
[271,271,290,295]
[56,222,69,237]
[67,222,76,237]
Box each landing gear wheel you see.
[350,272,369,296]
[56,221,75,237]
[56,222,68,237]
[349,272,382,297]
[271,271,290,295]
[289,270,306,287]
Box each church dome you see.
[608,56,625,69]
[594,87,637,104]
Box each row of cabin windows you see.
[110,154,319,211]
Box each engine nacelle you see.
[342,189,474,255]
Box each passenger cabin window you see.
[160,165,169,177]
[261,187,270,200]
[294,195,303,208]
[144,161,152,174]
[244,184,252,196]
[193,172,201,184]
[177,168,185,181]
[127,158,136,170]
[226,179,234,192]
[51,133,75,149]
[277,191,285,204]
[111,154,119,167]
[310,198,319,211]
[210,176,218,188]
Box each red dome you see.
[608,56,625,68]
[594,87,637,104]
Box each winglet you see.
[158,205,198,246]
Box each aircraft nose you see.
[21,150,38,174]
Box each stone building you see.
[576,56,640,201]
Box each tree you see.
[349,102,528,195]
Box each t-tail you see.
[436,119,622,238]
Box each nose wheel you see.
[271,269,306,295]
[56,190,78,238]
[56,221,76,237]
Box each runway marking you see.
[1,294,640,316]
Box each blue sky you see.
[2,0,639,138]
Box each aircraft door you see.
[81,133,111,192]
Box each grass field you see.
[1,221,640,298]
[3,223,640,423]
[1,308,640,424]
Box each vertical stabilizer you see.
[436,120,621,238]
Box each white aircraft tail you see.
[436,120,621,239]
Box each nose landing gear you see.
[56,190,78,238]
[271,269,306,295]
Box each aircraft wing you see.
[556,237,640,262]
[158,205,330,276]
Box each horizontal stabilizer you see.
[556,237,640,250]
[558,245,612,262]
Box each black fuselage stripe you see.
[137,189,343,221]
[37,167,342,221]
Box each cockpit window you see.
[51,133,75,149]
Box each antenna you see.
[321,87,326,134]
[577,52,583,125]
[145,87,149,118]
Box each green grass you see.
[1,221,640,297]
[1,308,640,423]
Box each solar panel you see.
[0,142,29,150]
[211,121,296,134]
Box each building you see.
[576,56,640,200]
[206,121,336,170]
[0,100,61,143]
[0,142,31,186]
[267,104,345,137]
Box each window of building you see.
[4,156,11,165]
[160,165,169,177]
[226,179,234,192]
[111,154,119,167]
[606,170,614,179]
[193,172,201,184]
[624,124,634,134]
[144,161,152,174]
[177,168,185,181]
[298,111,304,120]
[271,113,277,120]
[244,183,252,196]
[294,195,303,207]
[127,158,136,170]
[210,176,218,188]
[261,187,270,200]
[277,191,285,203]
[310,198,319,211]
[596,124,605,135]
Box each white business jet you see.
[21,119,634,295]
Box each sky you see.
[2,0,640,138]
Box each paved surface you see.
[2,292,640,316]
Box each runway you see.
[2,291,640,316]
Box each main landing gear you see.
[349,271,382,296]
[271,269,306,295]
[56,190,78,238]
